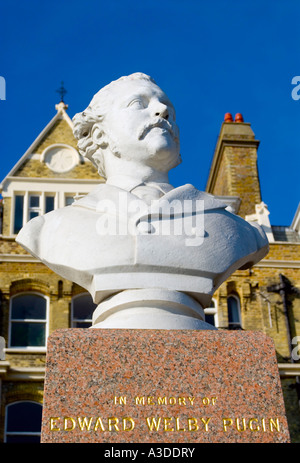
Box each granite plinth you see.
[41,329,290,443]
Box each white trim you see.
[2,176,100,185]
[278,363,300,377]
[254,259,300,269]
[3,366,45,381]
[8,184,100,235]
[204,298,218,327]
[8,292,49,349]
[0,254,39,263]
[291,202,300,231]
[0,361,10,375]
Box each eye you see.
[127,98,145,109]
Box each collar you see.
[106,175,174,194]
[73,182,228,215]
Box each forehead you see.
[112,79,173,107]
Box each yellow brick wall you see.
[2,197,11,236]
[209,145,262,217]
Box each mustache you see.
[138,118,179,142]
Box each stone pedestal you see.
[41,329,290,443]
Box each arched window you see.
[204,299,218,327]
[71,293,97,328]
[5,401,42,442]
[9,293,48,348]
[227,294,242,329]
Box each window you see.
[65,195,75,206]
[45,195,55,213]
[13,192,55,234]
[13,195,24,234]
[5,401,42,443]
[9,293,48,347]
[71,293,97,328]
[28,194,41,220]
[227,295,242,329]
[204,299,218,327]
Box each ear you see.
[91,123,108,148]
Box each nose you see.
[153,101,169,120]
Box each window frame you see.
[12,191,57,235]
[8,292,49,351]
[4,401,43,443]
[204,298,218,327]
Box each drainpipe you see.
[267,274,300,408]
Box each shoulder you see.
[163,184,228,211]
[16,214,46,258]
[16,206,80,258]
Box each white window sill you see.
[5,348,46,354]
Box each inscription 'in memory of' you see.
[114,395,217,406]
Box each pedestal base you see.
[41,329,290,443]
[92,288,215,329]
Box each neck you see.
[104,156,171,184]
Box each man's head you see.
[73,73,181,178]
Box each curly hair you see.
[72,73,157,178]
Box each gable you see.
[1,106,100,184]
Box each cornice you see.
[278,363,300,377]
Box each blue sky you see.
[0,0,299,225]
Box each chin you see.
[147,147,181,172]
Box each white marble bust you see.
[16,73,269,329]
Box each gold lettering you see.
[212,397,217,405]
[135,396,145,405]
[94,417,105,431]
[50,417,60,431]
[249,418,260,432]
[164,417,174,431]
[223,418,233,432]
[169,397,176,405]
[146,417,161,431]
[147,396,155,405]
[188,418,199,431]
[178,397,186,406]
[188,397,195,405]
[77,417,93,431]
[114,396,127,405]
[108,417,120,431]
[261,418,266,432]
[269,418,280,432]
[202,397,210,406]
[201,417,211,432]
[122,417,135,431]
[157,397,167,405]
[175,417,186,431]
[236,418,247,432]
[64,417,76,431]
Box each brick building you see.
[0,103,299,442]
